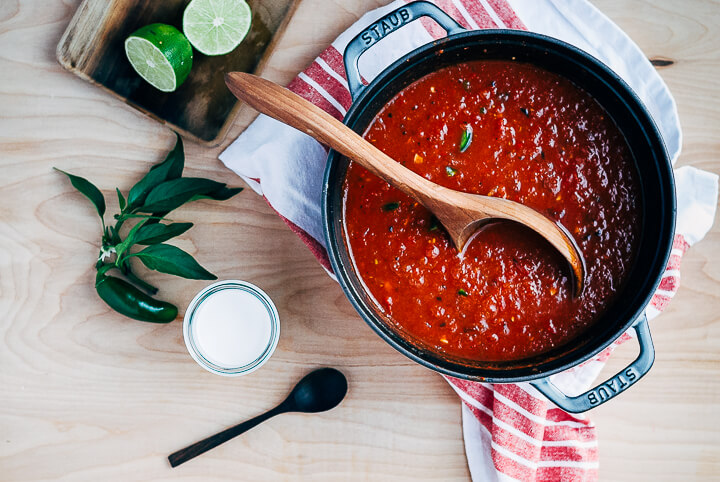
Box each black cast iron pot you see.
[322,1,675,413]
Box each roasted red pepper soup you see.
[342,60,642,362]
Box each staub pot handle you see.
[343,1,465,99]
[530,315,655,413]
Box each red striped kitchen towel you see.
[220,1,718,480]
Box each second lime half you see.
[183,0,252,56]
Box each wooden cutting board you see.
[56,0,299,145]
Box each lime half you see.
[183,0,252,56]
[124,23,193,92]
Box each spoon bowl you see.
[225,72,585,295]
[286,367,348,413]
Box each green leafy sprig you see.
[55,133,242,320]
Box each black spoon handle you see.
[168,404,287,467]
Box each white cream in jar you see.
[183,280,279,376]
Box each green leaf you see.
[131,244,217,280]
[459,125,472,153]
[159,133,185,180]
[189,186,243,202]
[138,177,226,213]
[54,168,106,220]
[134,222,193,245]
[446,166,458,177]
[127,133,184,209]
[382,201,400,212]
[458,289,469,297]
[114,219,148,259]
[116,188,126,211]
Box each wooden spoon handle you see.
[225,72,434,200]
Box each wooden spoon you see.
[225,72,585,295]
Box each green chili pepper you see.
[95,274,177,323]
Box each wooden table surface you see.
[1,0,718,480]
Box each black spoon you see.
[168,367,348,467]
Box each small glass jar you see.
[183,280,280,376]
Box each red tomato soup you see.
[342,60,642,362]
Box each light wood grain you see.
[0,0,718,481]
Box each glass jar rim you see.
[183,280,280,376]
